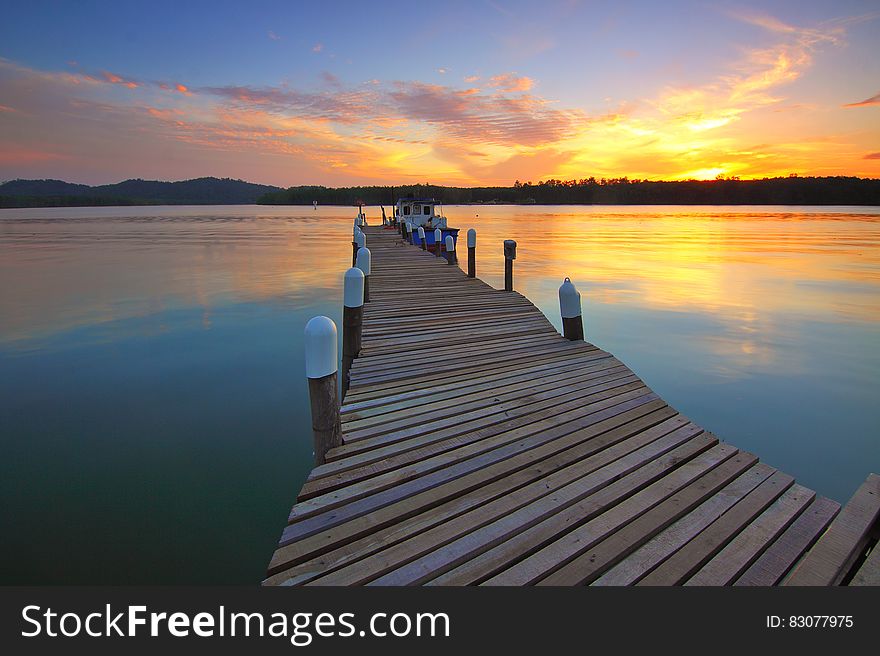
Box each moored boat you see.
[390,197,460,251]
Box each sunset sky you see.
[1,0,878,186]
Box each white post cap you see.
[355,246,372,276]
[445,235,455,252]
[559,277,582,319]
[434,228,442,241]
[417,226,425,238]
[304,316,338,378]
[343,267,365,308]
[355,231,366,248]
[467,228,476,248]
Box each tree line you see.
[257,176,880,206]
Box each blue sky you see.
[1,0,878,184]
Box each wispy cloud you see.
[267,30,281,41]
[101,71,139,89]
[311,43,323,53]
[488,73,533,92]
[843,91,880,108]
[864,152,880,160]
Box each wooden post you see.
[341,268,364,395]
[467,228,476,278]
[434,228,443,257]
[352,226,360,267]
[304,316,341,465]
[353,230,366,267]
[445,235,456,265]
[406,221,413,244]
[356,246,371,303]
[418,226,427,251]
[559,277,584,341]
[504,239,516,291]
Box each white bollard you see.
[353,229,366,266]
[417,226,426,250]
[304,316,341,464]
[558,277,584,341]
[466,228,476,277]
[434,228,443,257]
[445,234,456,265]
[356,246,371,303]
[342,268,365,394]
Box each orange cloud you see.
[101,71,139,88]
[488,73,534,92]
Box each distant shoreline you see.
[3,201,880,211]
[2,175,879,208]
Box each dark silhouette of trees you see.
[257,177,880,206]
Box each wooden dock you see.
[264,224,879,586]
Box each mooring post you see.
[418,226,426,251]
[558,277,584,341]
[467,228,476,278]
[353,230,366,267]
[504,239,516,291]
[304,316,341,465]
[341,268,365,395]
[356,246,371,303]
[352,226,360,267]
[406,221,413,244]
[434,228,443,257]
[445,235,456,265]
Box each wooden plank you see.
[265,411,690,586]
[684,484,815,586]
[544,460,774,586]
[299,376,644,500]
[307,420,706,586]
[785,473,880,586]
[637,470,794,585]
[340,358,623,429]
[313,369,634,488]
[290,387,658,523]
[266,400,674,577]
[734,496,839,586]
[592,463,776,586]
[430,442,736,586]
[849,541,880,586]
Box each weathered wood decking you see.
[264,225,879,586]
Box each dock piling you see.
[467,228,476,278]
[356,246,372,303]
[504,239,517,291]
[303,316,341,465]
[558,277,584,341]
[445,235,456,265]
[406,222,413,244]
[434,228,443,257]
[418,226,426,251]
[353,230,366,267]
[341,268,365,395]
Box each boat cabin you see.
[394,198,448,229]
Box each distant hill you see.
[0,177,283,208]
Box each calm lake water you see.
[1,204,878,584]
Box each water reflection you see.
[0,204,878,583]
